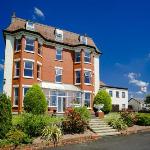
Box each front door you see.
[57,97,66,113]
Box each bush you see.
[0,139,11,148]
[107,118,127,131]
[62,108,87,134]
[120,111,137,127]
[24,84,47,115]
[13,113,63,137]
[136,113,150,126]
[6,128,31,146]
[0,93,12,139]
[94,90,112,114]
[74,106,91,122]
[42,125,62,147]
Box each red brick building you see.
[3,14,101,113]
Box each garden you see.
[0,84,94,149]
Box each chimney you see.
[11,12,16,23]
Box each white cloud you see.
[0,63,4,71]
[33,7,45,19]
[128,72,149,92]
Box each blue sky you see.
[0,0,150,98]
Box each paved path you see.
[48,132,150,150]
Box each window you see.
[116,91,119,98]
[26,21,34,30]
[50,91,57,106]
[122,104,125,109]
[55,29,63,41]
[25,38,34,52]
[109,90,113,97]
[84,71,91,84]
[56,48,62,60]
[80,36,87,45]
[55,68,62,83]
[37,64,41,79]
[84,93,91,107]
[75,70,81,84]
[122,92,125,98]
[38,43,42,55]
[84,51,91,63]
[14,61,20,77]
[15,39,21,52]
[23,87,29,97]
[14,87,19,106]
[24,61,34,77]
[75,92,81,104]
[75,52,80,62]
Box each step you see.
[89,122,107,125]
[89,124,109,128]
[91,126,114,130]
[93,129,118,133]
[97,132,120,136]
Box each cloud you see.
[33,7,45,20]
[128,72,148,87]
[0,63,4,71]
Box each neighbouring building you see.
[100,82,128,110]
[3,13,101,113]
[128,98,146,111]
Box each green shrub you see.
[0,139,11,148]
[120,111,137,127]
[0,93,12,139]
[6,128,31,146]
[94,90,112,114]
[13,113,63,137]
[136,113,150,126]
[62,108,87,134]
[42,125,62,147]
[107,118,127,131]
[24,84,47,114]
[74,106,91,122]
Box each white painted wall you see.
[94,54,100,95]
[128,99,145,111]
[3,35,14,97]
[105,88,128,110]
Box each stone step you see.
[89,122,107,125]
[89,124,109,128]
[93,129,118,133]
[97,132,120,136]
[91,126,114,130]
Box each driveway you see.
[48,132,150,150]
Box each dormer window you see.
[55,29,63,42]
[80,36,87,45]
[26,21,35,31]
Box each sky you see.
[0,0,150,99]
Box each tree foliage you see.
[24,84,47,114]
[94,90,112,114]
[145,94,150,104]
[0,93,12,139]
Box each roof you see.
[4,15,101,54]
[128,98,145,104]
[40,82,81,92]
[100,84,128,90]
[100,81,106,86]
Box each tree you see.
[94,90,112,114]
[0,93,12,139]
[24,84,47,114]
[145,94,150,104]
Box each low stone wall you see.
[0,133,100,150]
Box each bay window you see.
[14,87,19,106]
[56,48,62,60]
[75,52,80,62]
[37,64,41,79]
[14,61,20,77]
[84,92,91,107]
[84,70,91,84]
[75,70,81,84]
[15,39,21,52]
[25,37,34,52]
[84,51,91,63]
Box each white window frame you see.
[55,67,63,83]
[84,92,91,108]
[25,37,35,53]
[109,90,113,97]
[38,43,43,56]
[15,38,21,52]
[84,50,91,63]
[26,21,35,30]
[75,51,81,63]
[23,59,34,78]
[75,69,81,85]
[56,47,63,61]
[14,59,20,78]
[84,70,92,84]
[80,36,87,45]
[13,85,19,107]
[122,92,125,98]
[37,62,42,80]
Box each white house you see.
[100,82,128,110]
[128,98,146,111]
